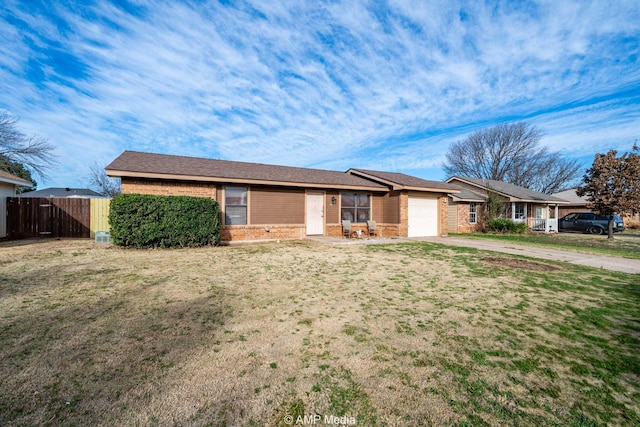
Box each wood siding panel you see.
[250,187,304,225]
[448,199,458,233]
[372,194,384,223]
[382,191,401,224]
[325,190,339,224]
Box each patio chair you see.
[367,220,378,238]
[342,220,353,239]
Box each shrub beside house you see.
[109,193,221,248]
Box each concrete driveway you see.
[418,236,640,274]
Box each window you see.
[225,187,247,225]
[469,202,477,224]
[514,203,525,220]
[535,207,543,219]
[341,193,370,222]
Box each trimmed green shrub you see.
[109,194,220,248]
[487,218,528,234]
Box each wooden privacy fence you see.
[6,197,111,239]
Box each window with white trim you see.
[225,187,247,225]
[469,202,477,224]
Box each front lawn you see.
[0,240,638,426]
[451,232,640,259]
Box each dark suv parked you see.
[558,212,625,234]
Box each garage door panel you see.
[408,197,438,237]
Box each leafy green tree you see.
[576,145,640,239]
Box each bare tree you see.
[576,145,640,239]
[0,111,57,179]
[444,122,581,194]
[88,163,121,197]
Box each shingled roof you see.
[447,177,568,203]
[17,187,105,198]
[106,151,387,191]
[448,185,487,202]
[348,168,460,193]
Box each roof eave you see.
[107,170,387,192]
[404,185,460,194]
[349,169,460,193]
[450,195,485,202]
[0,177,33,187]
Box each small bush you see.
[109,194,220,248]
[487,218,528,234]
[623,214,640,229]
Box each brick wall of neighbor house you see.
[455,202,482,233]
[558,206,586,218]
[438,195,449,236]
[121,178,218,199]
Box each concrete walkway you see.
[417,236,640,274]
[307,235,640,274]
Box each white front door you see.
[306,193,324,235]
[408,196,438,237]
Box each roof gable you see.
[447,177,568,203]
[106,151,386,191]
[348,168,460,193]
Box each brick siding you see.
[121,178,217,199]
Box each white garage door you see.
[408,196,438,237]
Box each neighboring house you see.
[16,187,106,198]
[446,177,569,233]
[552,188,589,218]
[446,185,488,233]
[553,188,640,224]
[106,151,460,242]
[0,170,33,238]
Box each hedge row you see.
[109,194,220,248]
[487,218,528,234]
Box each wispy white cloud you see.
[0,0,638,187]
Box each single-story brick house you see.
[106,151,460,242]
[0,170,33,238]
[446,176,569,233]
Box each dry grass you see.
[0,239,638,426]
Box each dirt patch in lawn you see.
[480,256,562,271]
[0,239,637,426]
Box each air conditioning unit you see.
[95,231,111,244]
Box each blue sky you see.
[1,0,639,189]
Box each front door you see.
[306,193,324,235]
